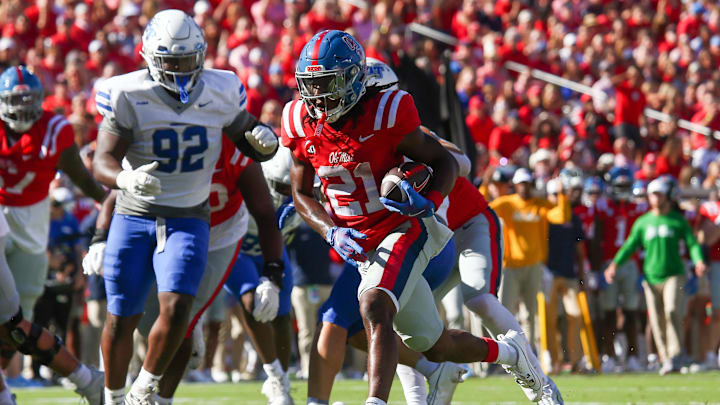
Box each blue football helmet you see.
[607,166,633,200]
[632,179,647,198]
[559,167,584,190]
[0,66,43,133]
[583,176,605,194]
[295,30,366,123]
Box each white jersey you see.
[95,69,250,219]
[241,145,301,256]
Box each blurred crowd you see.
[2,0,720,388]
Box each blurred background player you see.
[605,176,706,375]
[596,167,645,372]
[91,10,278,405]
[0,64,107,397]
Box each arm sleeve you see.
[279,100,310,163]
[683,217,705,264]
[545,193,572,224]
[613,219,642,266]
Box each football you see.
[380,162,433,202]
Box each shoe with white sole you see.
[601,355,617,374]
[261,375,293,405]
[427,362,465,405]
[498,330,543,402]
[126,386,156,405]
[538,377,564,405]
[74,366,104,405]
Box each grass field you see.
[11,372,720,404]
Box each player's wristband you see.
[90,228,109,245]
[425,191,444,212]
[263,260,285,288]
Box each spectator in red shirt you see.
[466,95,494,147]
[2,14,37,50]
[656,136,685,179]
[24,0,58,38]
[0,38,19,71]
[43,79,72,116]
[612,65,646,148]
[635,153,658,181]
[488,110,528,165]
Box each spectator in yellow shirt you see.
[489,168,571,347]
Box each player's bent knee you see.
[158,293,194,325]
[403,335,437,354]
[359,289,396,326]
[3,308,61,365]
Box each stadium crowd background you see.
[1,0,720,387]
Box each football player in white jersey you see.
[92,10,279,405]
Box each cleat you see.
[426,362,465,405]
[261,374,293,405]
[538,377,564,405]
[74,366,104,405]
[625,356,643,372]
[498,330,543,402]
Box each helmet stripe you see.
[311,31,329,65]
[15,66,23,85]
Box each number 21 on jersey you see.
[153,126,208,173]
[318,163,384,217]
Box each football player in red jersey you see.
[694,196,720,370]
[0,66,107,403]
[596,167,646,372]
[284,31,542,405]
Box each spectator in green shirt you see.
[605,176,707,375]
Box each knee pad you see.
[4,307,62,365]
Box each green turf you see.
[11,372,720,404]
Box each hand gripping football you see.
[380,162,433,202]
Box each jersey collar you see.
[152,79,205,115]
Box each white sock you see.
[415,356,439,378]
[0,387,14,405]
[263,358,284,380]
[365,397,387,405]
[307,398,329,405]
[104,387,125,405]
[465,294,523,337]
[396,364,427,405]
[130,368,161,396]
[495,340,519,365]
[155,394,173,405]
[68,363,92,389]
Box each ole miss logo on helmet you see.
[306,66,323,72]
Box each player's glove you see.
[82,242,105,276]
[245,124,278,156]
[253,277,280,323]
[379,180,437,218]
[276,198,296,229]
[82,228,108,276]
[325,226,367,264]
[116,161,161,197]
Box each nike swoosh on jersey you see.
[136,101,149,105]
[359,133,375,142]
[199,101,212,107]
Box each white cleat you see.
[126,385,156,405]
[261,374,293,405]
[498,330,543,402]
[538,377,564,405]
[426,362,465,405]
[74,366,104,405]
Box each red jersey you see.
[209,136,250,227]
[614,81,646,126]
[438,176,488,231]
[280,90,421,251]
[598,199,646,261]
[0,111,75,207]
[699,201,720,261]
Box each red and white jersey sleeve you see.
[280,90,422,251]
[0,111,75,207]
[208,136,251,251]
[437,176,488,230]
